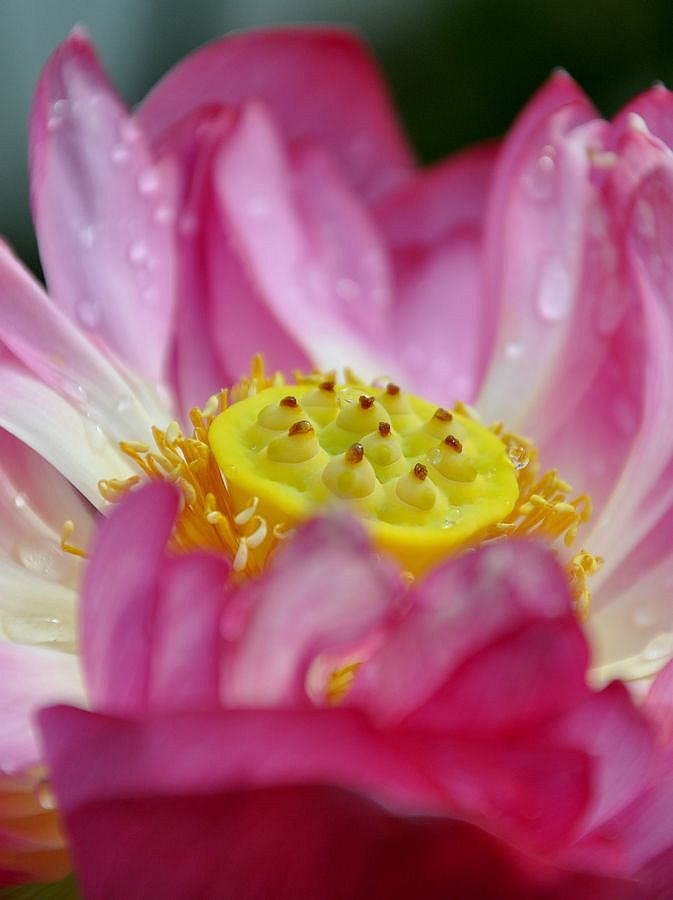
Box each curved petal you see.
[348,540,574,724]
[0,644,83,773]
[0,241,160,443]
[613,83,673,150]
[30,29,175,382]
[213,103,395,379]
[0,364,135,508]
[221,515,399,708]
[80,482,180,715]
[138,27,414,202]
[477,72,598,429]
[374,144,498,403]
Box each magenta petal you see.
[222,516,399,708]
[80,482,179,714]
[0,644,82,772]
[614,83,673,150]
[30,29,175,382]
[139,27,414,202]
[349,541,573,724]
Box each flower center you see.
[110,358,601,618]
[209,382,519,576]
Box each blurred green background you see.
[3,0,673,272]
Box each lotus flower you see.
[0,23,673,891]
[37,482,673,897]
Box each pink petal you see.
[0,241,157,443]
[221,515,399,708]
[477,72,599,429]
[348,540,573,724]
[0,363,135,506]
[645,656,673,747]
[213,103,395,378]
[0,644,83,773]
[375,144,498,402]
[30,29,175,382]
[614,83,673,150]
[81,482,180,714]
[138,27,414,202]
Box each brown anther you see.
[345,443,365,464]
[413,463,428,481]
[359,395,375,410]
[378,422,391,437]
[319,380,336,393]
[434,407,453,422]
[385,383,400,395]
[289,420,313,437]
[280,395,299,408]
[444,435,463,453]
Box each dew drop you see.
[13,493,28,510]
[508,446,530,471]
[110,143,130,165]
[34,779,57,811]
[76,298,101,329]
[128,241,148,266]
[642,631,673,662]
[522,145,556,201]
[138,167,160,196]
[505,341,525,360]
[427,447,442,466]
[17,542,71,582]
[153,204,175,225]
[83,415,107,452]
[120,119,142,144]
[537,259,572,322]
[3,614,72,648]
[115,396,133,415]
[47,98,68,131]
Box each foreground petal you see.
[30,29,175,382]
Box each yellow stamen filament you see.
[60,520,87,559]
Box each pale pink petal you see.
[374,145,497,401]
[0,364,135,507]
[348,541,573,724]
[81,482,179,713]
[213,103,395,379]
[0,241,158,443]
[30,29,175,382]
[221,516,399,708]
[645,657,673,747]
[477,73,598,429]
[138,27,414,202]
[0,644,83,772]
[613,83,673,150]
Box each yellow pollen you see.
[110,357,601,614]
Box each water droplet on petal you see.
[115,396,133,415]
[537,259,572,321]
[120,119,142,144]
[13,493,28,510]
[3,614,72,648]
[522,145,556,201]
[83,415,107,452]
[138,167,160,196]
[508,446,530,470]
[128,241,148,266]
[76,299,101,329]
[153,204,175,225]
[47,98,68,130]
[17,542,71,582]
[642,632,673,661]
[110,143,130,165]
[427,448,442,465]
[505,341,525,360]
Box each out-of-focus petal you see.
[0,240,160,443]
[213,103,395,379]
[80,482,179,714]
[138,27,414,203]
[613,83,673,150]
[477,72,598,428]
[375,144,498,402]
[0,644,83,773]
[30,29,175,382]
[0,364,134,508]
[348,541,572,724]
[221,516,399,708]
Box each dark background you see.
[3,0,673,272]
